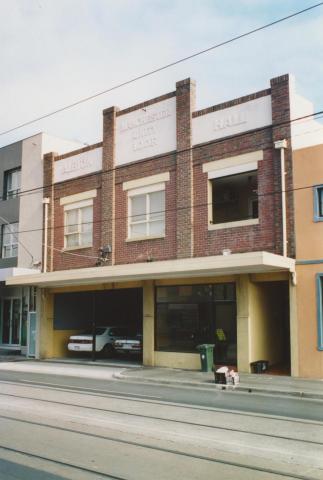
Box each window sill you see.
[62,245,93,252]
[208,218,259,230]
[314,216,323,223]
[126,235,165,243]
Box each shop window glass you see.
[155,283,237,364]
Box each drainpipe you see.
[42,198,50,273]
[274,139,288,257]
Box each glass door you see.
[1,298,21,346]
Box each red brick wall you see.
[52,175,102,271]
[114,154,177,264]
[47,75,295,272]
[193,136,279,257]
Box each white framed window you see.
[4,168,21,200]
[2,222,19,258]
[128,184,165,240]
[203,151,263,230]
[64,200,93,249]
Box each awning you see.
[5,252,295,288]
[0,267,40,283]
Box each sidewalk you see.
[0,358,322,400]
[115,366,323,400]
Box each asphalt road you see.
[0,368,322,479]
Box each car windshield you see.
[79,328,106,335]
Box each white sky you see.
[1,0,323,148]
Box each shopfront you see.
[0,285,37,356]
[155,283,237,365]
[6,252,297,374]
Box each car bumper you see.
[68,343,98,352]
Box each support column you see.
[289,276,299,377]
[176,78,196,259]
[143,281,155,366]
[43,152,56,272]
[236,275,251,372]
[102,106,119,265]
[38,289,54,359]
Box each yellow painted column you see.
[38,289,54,359]
[289,275,299,377]
[143,281,155,366]
[236,275,251,372]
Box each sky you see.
[1,0,323,148]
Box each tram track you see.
[0,417,320,480]
[0,388,322,446]
[0,377,322,427]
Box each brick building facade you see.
[8,75,305,375]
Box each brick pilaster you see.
[270,74,295,257]
[43,152,56,272]
[176,78,196,259]
[102,106,119,265]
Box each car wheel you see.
[102,343,115,358]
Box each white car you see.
[68,326,128,357]
[114,333,143,355]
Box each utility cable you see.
[0,2,322,138]
[4,108,323,203]
[8,180,320,238]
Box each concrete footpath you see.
[116,366,323,400]
[0,357,323,400]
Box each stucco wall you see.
[293,144,323,378]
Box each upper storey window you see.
[211,171,258,225]
[129,188,165,239]
[123,172,170,241]
[4,168,21,200]
[60,190,96,250]
[203,151,263,230]
[2,222,19,258]
[314,186,323,222]
[64,202,93,249]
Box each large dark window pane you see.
[211,171,258,224]
[155,283,236,360]
[2,300,11,344]
[213,303,237,364]
[12,299,21,344]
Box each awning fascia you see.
[5,251,295,288]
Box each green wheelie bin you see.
[196,344,214,372]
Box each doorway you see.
[1,298,21,347]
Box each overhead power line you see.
[5,107,323,203]
[0,2,322,138]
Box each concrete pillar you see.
[289,276,299,377]
[175,78,196,259]
[102,106,119,265]
[38,289,54,359]
[143,281,155,366]
[236,275,251,372]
